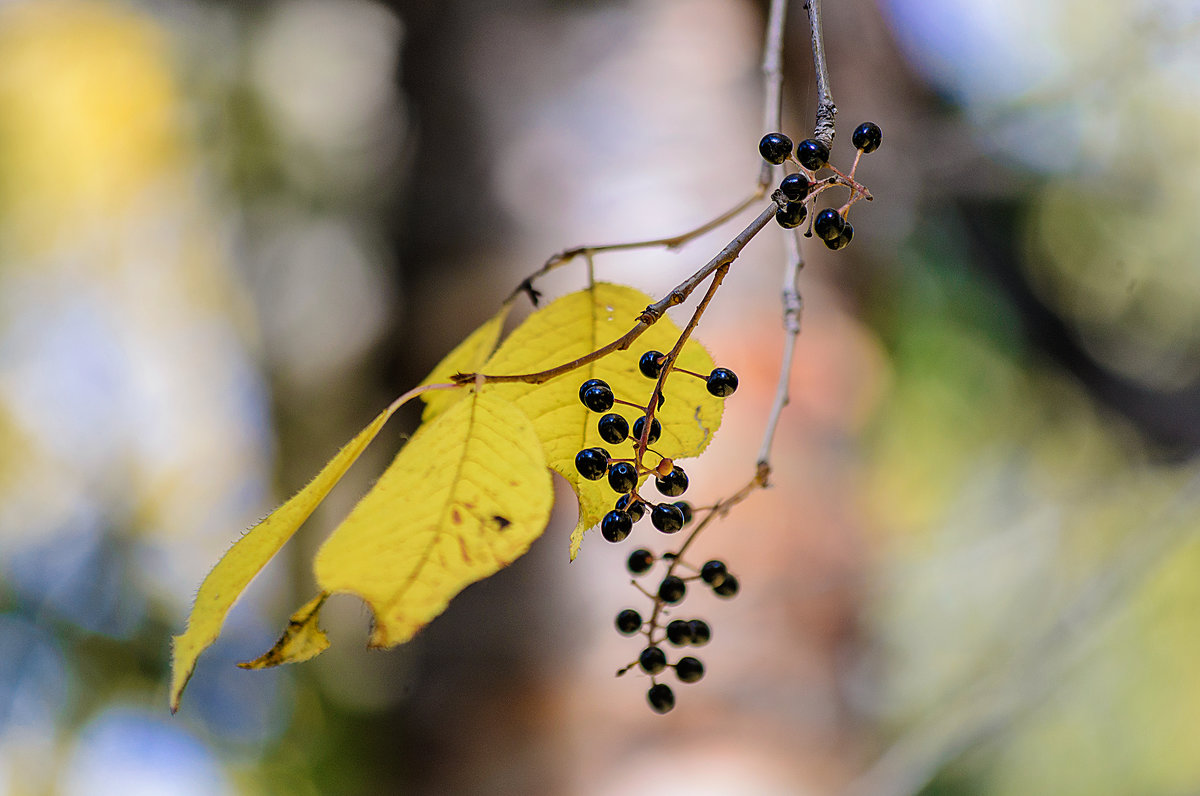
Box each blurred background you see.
[0,0,1197,793]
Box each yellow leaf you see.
[237,592,331,670]
[314,390,551,647]
[418,300,513,422]
[169,400,402,713]
[482,283,724,557]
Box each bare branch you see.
[759,0,789,188]
[460,200,782,386]
[756,228,805,469]
[510,191,767,305]
[634,260,734,465]
[805,0,837,148]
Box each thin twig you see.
[642,0,799,602]
[756,228,805,469]
[805,0,837,148]
[759,0,789,188]
[459,200,782,386]
[635,261,733,468]
[510,191,767,305]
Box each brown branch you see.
[459,200,782,386]
[756,227,805,468]
[634,261,733,466]
[758,0,789,188]
[508,191,767,306]
[805,0,837,148]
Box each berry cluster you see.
[615,548,740,713]
[572,360,743,713]
[758,121,881,251]
[573,363,737,545]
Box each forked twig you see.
[510,191,767,306]
[457,201,782,386]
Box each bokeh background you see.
[1,0,1198,793]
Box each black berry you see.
[687,619,711,645]
[852,121,882,153]
[813,208,845,241]
[795,138,830,171]
[639,646,668,675]
[655,465,689,497]
[824,221,853,251]
[632,415,661,445]
[758,132,793,165]
[651,503,685,533]
[615,609,642,635]
[601,509,633,543]
[647,683,675,714]
[597,413,629,444]
[658,575,686,604]
[775,201,807,229]
[580,382,615,412]
[607,461,639,494]
[700,559,728,586]
[639,350,665,379]
[706,368,738,397]
[615,494,645,522]
[666,619,693,646]
[578,379,605,400]
[675,656,705,684]
[713,574,740,598]
[672,501,693,526]
[574,447,609,480]
[779,172,810,201]
[627,548,654,574]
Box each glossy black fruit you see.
[700,559,728,586]
[852,121,882,153]
[655,465,689,497]
[779,172,810,201]
[615,609,642,635]
[651,503,686,533]
[580,382,615,412]
[627,548,654,574]
[824,221,853,250]
[713,574,740,598]
[632,415,661,445]
[687,619,711,645]
[795,138,830,170]
[666,619,693,646]
[597,413,629,444]
[658,575,686,604]
[639,645,668,675]
[615,494,645,522]
[706,368,738,397]
[813,208,845,241]
[675,656,705,684]
[601,509,633,543]
[775,201,807,229]
[672,501,693,526]
[647,683,675,713]
[639,350,665,379]
[607,461,639,494]
[758,132,793,165]
[578,379,606,400]
[574,447,609,480]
